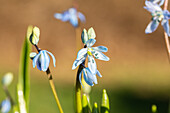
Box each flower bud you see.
[101,89,110,113]
[1,73,13,87]
[81,29,88,44]
[88,27,96,39]
[29,26,40,45]
[92,102,99,113]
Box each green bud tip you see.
[152,104,157,113]
[94,102,98,108]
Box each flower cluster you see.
[54,7,85,27]
[28,26,56,72]
[72,27,109,86]
[144,0,170,36]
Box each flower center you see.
[152,11,164,22]
[87,48,93,56]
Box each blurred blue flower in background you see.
[148,0,165,6]
[144,1,170,36]
[0,99,11,113]
[32,50,56,72]
[54,8,85,27]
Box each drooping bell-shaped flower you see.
[79,67,102,86]
[0,99,11,113]
[144,1,170,35]
[32,50,56,72]
[54,8,86,27]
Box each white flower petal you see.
[93,51,110,61]
[88,55,97,74]
[86,39,96,47]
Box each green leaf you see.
[101,89,110,113]
[92,102,99,113]
[17,26,32,112]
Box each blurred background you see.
[0,0,170,112]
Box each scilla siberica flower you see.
[148,0,165,6]
[54,8,85,27]
[0,99,11,113]
[72,28,109,86]
[31,50,56,72]
[144,1,170,35]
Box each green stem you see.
[75,26,82,52]
[75,64,84,113]
[33,45,64,113]
[46,68,64,113]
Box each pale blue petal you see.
[92,46,108,52]
[86,68,97,84]
[145,20,159,34]
[46,51,56,67]
[83,68,94,86]
[54,11,70,22]
[0,99,11,113]
[33,52,40,68]
[70,16,78,27]
[54,13,63,20]
[72,54,87,70]
[78,12,86,22]
[159,0,165,6]
[163,10,170,20]
[93,51,110,61]
[76,48,88,60]
[61,11,70,21]
[161,19,170,36]
[149,0,164,6]
[36,58,42,71]
[39,51,50,71]
[96,70,102,77]
[69,8,78,27]
[144,1,162,13]
[88,55,97,74]
[86,39,96,47]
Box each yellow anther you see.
[87,48,93,56]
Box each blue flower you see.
[147,0,165,6]
[72,39,109,86]
[72,39,109,71]
[54,8,86,27]
[0,99,11,113]
[79,68,102,86]
[32,50,56,72]
[144,1,170,35]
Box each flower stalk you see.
[34,45,64,113]
[163,0,170,62]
